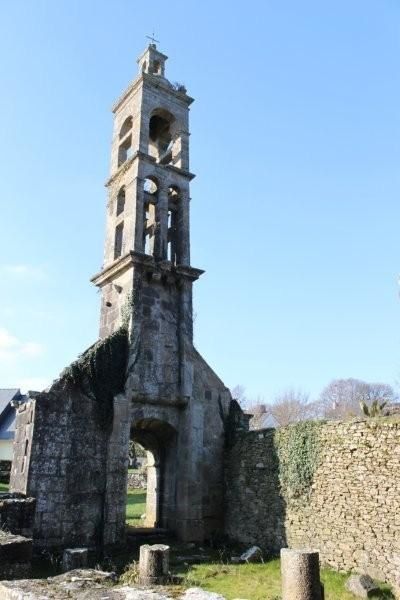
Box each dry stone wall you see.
[225,418,400,585]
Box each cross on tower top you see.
[146,32,160,46]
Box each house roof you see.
[0,389,20,416]
[0,389,26,440]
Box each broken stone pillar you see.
[62,548,88,572]
[138,544,170,585]
[281,548,322,600]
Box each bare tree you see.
[318,378,396,420]
[270,388,314,426]
[363,382,396,405]
[230,384,248,408]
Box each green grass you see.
[126,488,146,526]
[180,560,394,600]
[0,482,9,492]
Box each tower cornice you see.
[104,151,195,188]
[112,72,194,114]
[91,251,204,288]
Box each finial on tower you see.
[146,32,160,46]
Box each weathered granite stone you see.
[139,544,170,585]
[181,588,226,600]
[0,493,35,537]
[239,546,263,563]
[62,548,89,572]
[0,532,32,580]
[345,574,380,598]
[280,548,322,600]
[0,570,228,600]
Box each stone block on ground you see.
[345,574,380,598]
[0,531,32,580]
[181,588,226,600]
[62,548,89,572]
[239,546,263,563]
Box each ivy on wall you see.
[61,326,129,431]
[275,421,322,501]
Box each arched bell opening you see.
[148,108,177,165]
[143,177,159,256]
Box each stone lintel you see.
[130,394,189,408]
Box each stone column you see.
[178,192,190,265]
[281,548,322,600]
[144,450,160,527]
[155,186,168,260]
[133,177,145,253]
[138,544,170,585]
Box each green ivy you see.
[275,421,322,501]
[61,326,129,431]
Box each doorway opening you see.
[126,441,147,527]
[125,418,177,531]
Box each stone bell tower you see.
[90,43,234,542]
[91,43,203,404]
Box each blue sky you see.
[0,0,399,402]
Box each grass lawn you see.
[126,488,146,526]
[0,482,9,492]
[181,560,394,600]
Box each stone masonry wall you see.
[225,418,400,585]
[11,388,109,550]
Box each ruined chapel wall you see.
[225,419,400,585]
[191,350,232,537]
[10,400,35,495]
[11,387,108,549]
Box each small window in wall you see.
[118,135,133,167]
[114,222,124,259]
[116,187,125,216]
